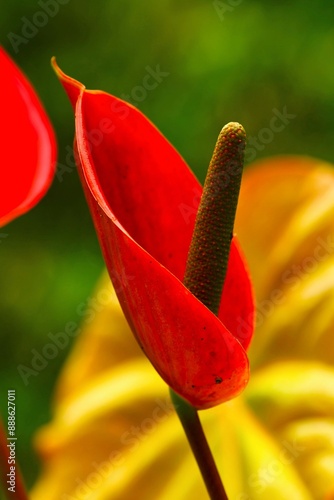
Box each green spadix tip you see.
[220,121,246,141]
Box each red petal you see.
[80,174,250,408]
[219,238,255,351]
[0,48,56,227]
[54,61,254,408]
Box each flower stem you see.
[170,389,228,500]
[0,416,29,500]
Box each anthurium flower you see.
[31,156,334,499]
[0,47,56,227]
[52,60,254,409]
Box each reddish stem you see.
[0,416,29,500]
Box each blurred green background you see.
[1,0,334,490]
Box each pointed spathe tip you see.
[51,57,85,108]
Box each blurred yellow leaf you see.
[31,157,334,499]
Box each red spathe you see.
[0,47,56,227]
[53,59,254,409]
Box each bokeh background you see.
[1,0,334,490]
